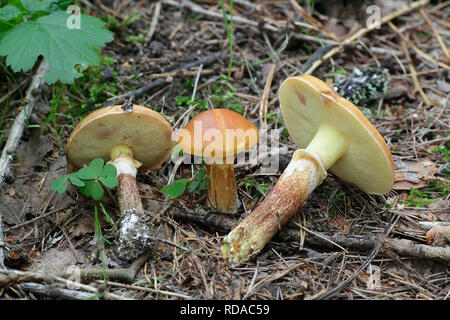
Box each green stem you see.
[94,206,108,286]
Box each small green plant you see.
[175,95,208,110]
[429,142,450,163]
[51,157,117,290]
[244,176,268,197]
[404,188,439,208]
[0,0,113,84]
[162,167,210,199]
[51,158,118,200]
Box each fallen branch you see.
[0,269,131,300]
[0,60,50,270]
[169,207,450,263]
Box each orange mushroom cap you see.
[177,109,259,161]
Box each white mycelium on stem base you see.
[66,104,173,260]
[222,75,394,266]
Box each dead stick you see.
[145,1,162,44]
[0,60,49,269]
[304,0,431,75]
[170,207,450,263]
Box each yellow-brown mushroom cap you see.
[279,75,394,194]
[177,109,259,160]
[67,105,173,171]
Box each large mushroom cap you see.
[280,75,394,194]
[67,105,173,171]
[178,109,259,159]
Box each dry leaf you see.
[393,158,438,190]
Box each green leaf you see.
[0,5,21,20]
[77,167,96,180]
[99,164,118,188]
[199,177,210,191]
[99,202,115,227]
[187,181,198,193]
[193,169,206,182]
[88,158,104,178]
[77,158,104,180]
[22,0,71,15]
[68,172,85,187]
[161,179,189,199]
[80,180,104,200]
[0,11,113,84]
[50,175,69,194]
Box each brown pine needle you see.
[419,8,450,62]
[402,42,432,106]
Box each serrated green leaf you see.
[22,0,71,14]
[80,180,104,200]
[99,164,118,189]
[0,11,113,84]
[0,5,21,20]
[50,175,68,194]
[68,172,85,187]
[161,179,189,199]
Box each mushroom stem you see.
[306,124,348,170]
[221,125,350,265]
[110,145,143,215]
[109,145,152,261]
[221,150,326,266]
[206,163,238,214]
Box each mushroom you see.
[221,75,394,266]
[67,102,173,260]
[177,109,259,214]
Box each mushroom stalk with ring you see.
[221,75,394,266]
[66,104,173,261]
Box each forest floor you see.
[0,0,449,300]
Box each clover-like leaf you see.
[50,175,69,194]
[80,180,104,201]
[77,158,104,180]
[161,179,189,199]
[99,164,118,189]
[88,158,104,177]
[68,172,85,187]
